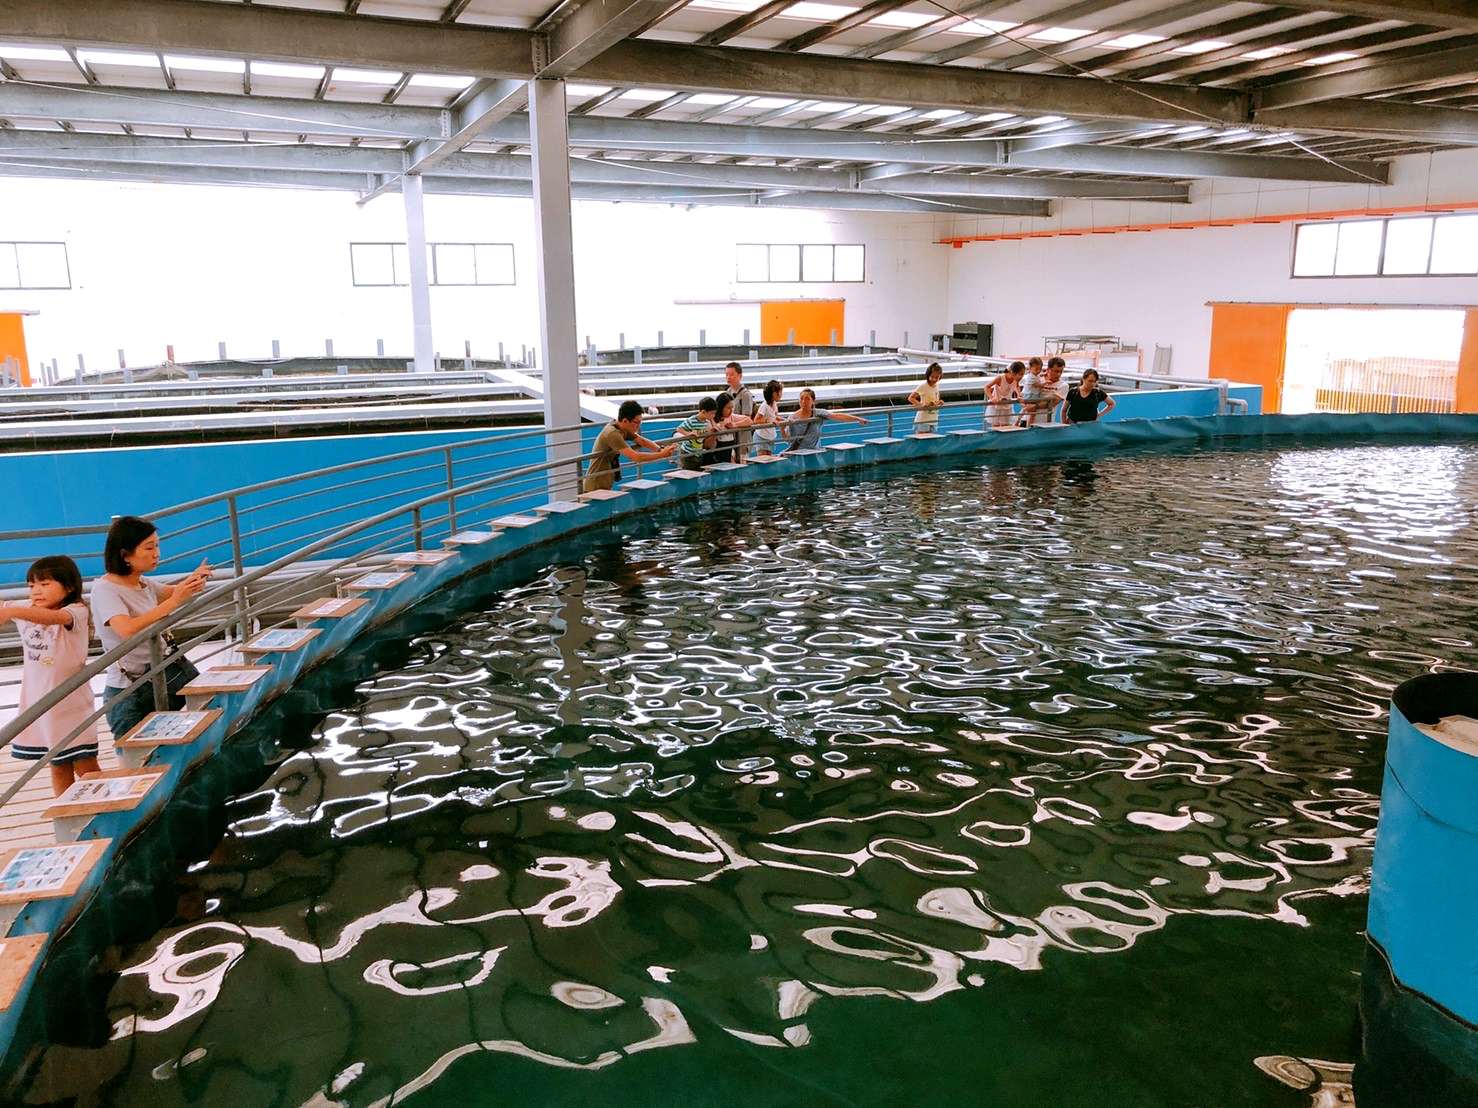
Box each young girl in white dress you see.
[753,379,787,456]
[985,361,1026,429]
[908,362,944,434]
[0,555,100,796]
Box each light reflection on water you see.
[27,443,1478,1107]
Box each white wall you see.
[0,177,951,372]
[941,148,1478,378]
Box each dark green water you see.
[23,442,1478,1107]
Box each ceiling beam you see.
[1259,0,1478,32]
[1010,143,1389,184]
[0,0,532,78]
[538,0,685,76]
[0,157,1045,213]
[0,83,444,140]
[1253,98,1478,146]
[0,129,1079,205]
[1253,43,1478,109]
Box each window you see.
[1291,215,1478,278]
[0,242,72,289]
[351,242,516,286]
[735,243,866,283]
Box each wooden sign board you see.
[243,627,321,654]
[292,596,370,623]
[0,840,109,903]
[0,933,48,1010]
[120,709,220,747]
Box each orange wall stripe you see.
[937,200,1478,247]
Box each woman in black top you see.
[1061,369,1116,424]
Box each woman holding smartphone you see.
[92,515,211,739]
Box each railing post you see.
[413,506,424,550]
[886,411,895,438]
[444,448,458,534]
[148,636,169,713]
[227,495,250,643]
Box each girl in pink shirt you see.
[1,555,100,795]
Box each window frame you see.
[735,243,867,284]
[351,241,518,287]
[0,241,73,290]
[1290,214,1478,279]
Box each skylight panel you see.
[868,11,936,29]
[251,62,326,79]
[618,88,677,101]
[950,19,1018,37]
[974,112,1013,122]
[861,104,910,116]
[567,83,613,96]
[1240,46,1289,61]
[686,0,771,11]
[408,74,476,89]
[1026,115,1065,126]
[1172,40,1230,54]
[331,68,403,84]
[784,2,858,19]
[922,108,965,120]
[802,101,855,111]
[1304,52,1359,65]
[75,49,160,68]
[0,44,72,62]
[163,55,246,73]
[1028,27,1089,43]
[686,93,738,105]
[1103,33,1163,49]
[749,97,798,109]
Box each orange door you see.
[761,300,844,345]
[1208,303,1291,413]
[1458,308,1478,414]
[0,312,32,386]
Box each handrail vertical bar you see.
[148,636,167,712]
[227,495,249,643]
[444,448,458,534]
[413,507,424,551]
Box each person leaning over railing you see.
[92,515,211,740]
[782,387,868,451]
[583,400,676,493]
[673,396,719,471]
[0,555,100,796]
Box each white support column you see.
[529,76,583,499]
[402,173,435,373]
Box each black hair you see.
[617,399,644,422]
[27,555,84,606]
[1047,356,1067,369]
[763,379,783,404]
[104,515,157,576]
[725,362,744,376]
[925,362,943,381]
[800,388,816,401]
[698,396,718,413]
[1009,361,1026,373]
[1028,357,1044,369]
[714,392,735,420]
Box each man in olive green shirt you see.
[584,400,675,492]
